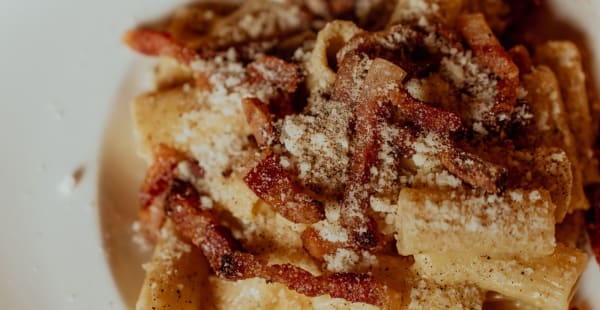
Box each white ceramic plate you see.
[1,1,599,309]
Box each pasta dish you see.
[123,0,600,309]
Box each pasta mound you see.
[125,1,599,309]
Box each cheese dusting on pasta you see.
[124,1,600,309]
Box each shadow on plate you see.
[97,59,153,309]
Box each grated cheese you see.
[279,97,352,195]
[324,248,359,272]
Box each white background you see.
[0,1,186,308]
[0,0,599,309]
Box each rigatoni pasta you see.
[412,244,588,310]
[535,41,600,185]
[521,66,587,217]
[306,20,362,91]
[395,188,556,258]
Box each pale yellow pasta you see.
[395,188,556,258]
[132,85,209,162]
[413,244,588,310]
[403,280,485,310]
[522,65,587,218]
[136,222,212,310]
[306,20,362,91]
[535,41,600,185]
[132,86,313,257]
[153,57,193,90]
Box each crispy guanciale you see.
[439,146,506,193]
[124,28,292,64]
[124,29,215,90]
[332,53,365,104]
[166,179,397,308]
[457,13,520,115]
[165,179,243,271]
[123,29,198,65]
[244,154,325,224]
[338,56,462,249]
[335,36,502,194]
[242,57,326,225]
[246,56,302,118]
[339,58,396,248]
[301,222,394,262]
[390,89,462,133]
[241,98,277,147]
[138,144,203,243]
[336,25,426,76]
[360,58,462,133]
[301,226,346,260]
[334,55,462,134]
[247,56,300,94]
